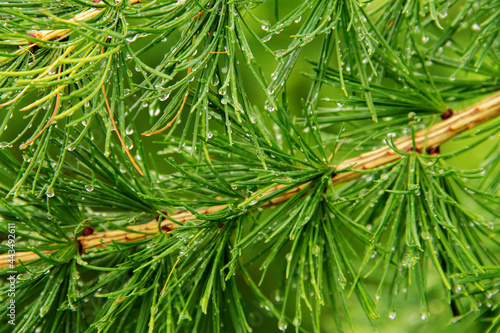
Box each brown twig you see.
[102,85,144,176]
[28,0,141,44]
[0,250,56,268]
[19,67,62,149]
[141,45,198,136]
[1,91,500,268]
[141,89,190,137]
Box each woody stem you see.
[1,91,500,269]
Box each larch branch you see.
[28,0,141,43]
[1,91,500,269]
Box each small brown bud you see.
[426,146,440,155]
[81,226,94,236]
[441,108,453,120]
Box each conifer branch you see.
[27,0,140,44]
[2,90,499,269]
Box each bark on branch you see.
[27,0,141,43]
[1,91,500,269]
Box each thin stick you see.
[19,67,62,149]
[102,85,144,176]
[28,0,141,43]
[141,90,190,137]
[141,55,195,137]
[19,90,60,149]
[0,86,29,107]
[2,91,500,268]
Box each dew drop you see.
[126,34,138,42]
[471,23,481,31]
[159,93,170,101]
[278,318,287,331]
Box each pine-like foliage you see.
[0,0,499,332]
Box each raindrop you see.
[265,100,275,112]
[302,36,313,43]
[159,93,171,101]
[125,136,134,149]
[278,318,287,331]
[212,74,220,86]
[273,289,283,302]
[471,23,481,31]
[126,34,138,42]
